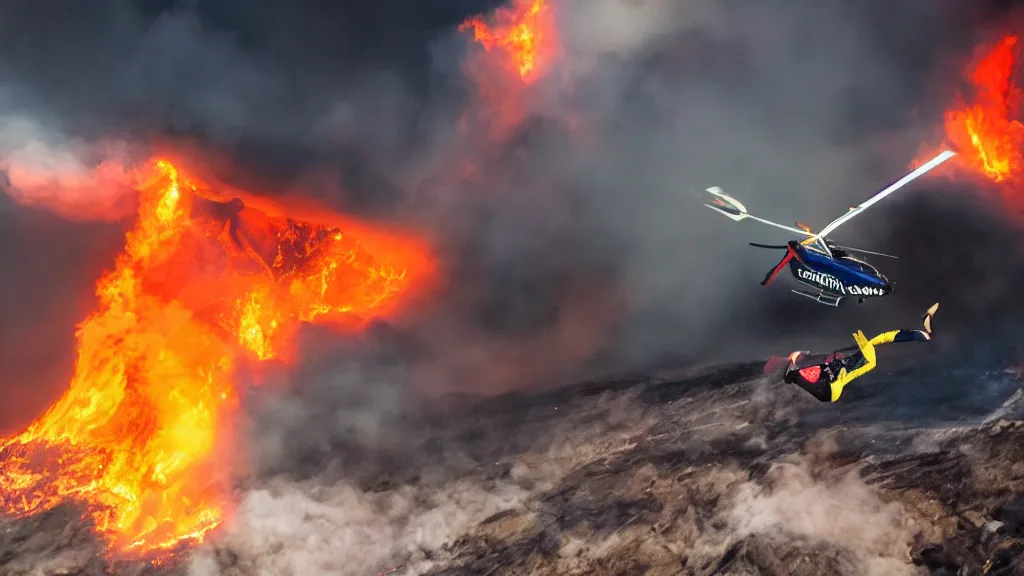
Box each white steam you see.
[188,478,528,576]
[727,460,918,575]
[0,114,136,221]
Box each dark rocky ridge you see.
[3,361,1024,576]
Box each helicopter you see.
[702,150,956,307]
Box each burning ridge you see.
[0,158,435,558]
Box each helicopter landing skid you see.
[791,289,844,307]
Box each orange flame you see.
[457,0,561,139]
[916,34,1024,184]
[459,0,557,83]
[0,158,435,557]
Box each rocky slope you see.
[3,361,1024,576]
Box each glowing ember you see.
[916,34,1024,183]
[459,0,557,83]
[0,158,435,557]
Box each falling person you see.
[764,302,939,402]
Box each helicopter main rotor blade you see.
[702,187,816,237]
[832,245,899,259]
[815,150,956,241]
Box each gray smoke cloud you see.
[0,0,1002,402]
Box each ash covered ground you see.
[4,356,1024,576]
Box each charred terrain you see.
[2,358,1024,576]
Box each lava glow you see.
[0,158,435,556]
[917,34,1024,184]
[458,0,557,83]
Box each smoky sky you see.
[3,0,1024,435]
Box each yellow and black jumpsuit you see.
[783,302,938,402]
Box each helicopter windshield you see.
[840,256,879,276]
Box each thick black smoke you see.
[2,0,1024,425]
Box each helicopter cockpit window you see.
[836,255,877,274]
[851,260,878,275]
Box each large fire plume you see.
[0,158,435,557]
[459,0,557,83]
[458,0,561,137]
[916,34,1024,189]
